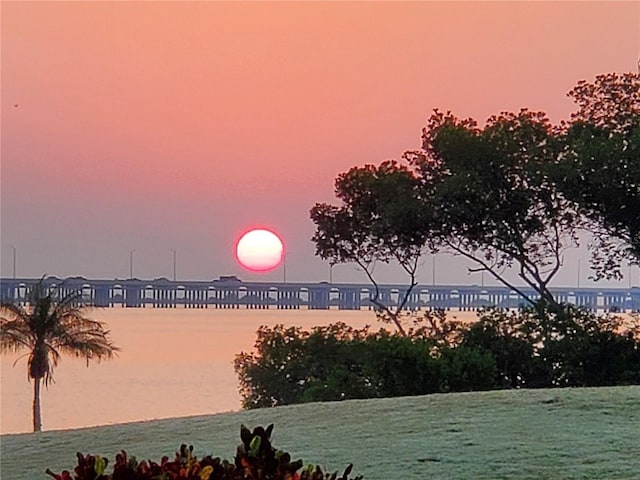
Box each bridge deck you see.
[2,277,639,312]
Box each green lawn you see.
[2,386,639,479]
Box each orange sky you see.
[2,1,639,285]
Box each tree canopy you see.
[311,72,639,310]
[411,108,579,307]
[310,160,430,334]
[556,72,640,278]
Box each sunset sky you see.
[2,1,639,286]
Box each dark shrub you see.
[46,424,362,480]
[438,346,497,392]
[235,307,640,408]
[362,332,441,397]
[537,306,640,387]
[461,310,537,388]
[234,323,377,408]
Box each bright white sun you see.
[235,228,284,272]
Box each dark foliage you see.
[46,424,362,480]
[459,314,536,389]
[310,72,639,318]
[461,306,640,388]
[554,72,640,278]
[412,109,577,308]
[1,277,119,431]
[437,346,497,393]
[235,314,499,408]
[311,109,581,313]
[234,323,376,408]
[310,161,430,335]
[536,306,640,387]
[236,307,640,407]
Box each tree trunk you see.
[33,377,42,432]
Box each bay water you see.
[0,308,380,434]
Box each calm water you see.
[0,308,376,434]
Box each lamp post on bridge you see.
[282,253,287,283]
[10,245,16,279]
[129,249,136,279]
[171,249,177,281]
[432,254,436,286]
[577,258,584,288]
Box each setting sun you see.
[235,229,284,272]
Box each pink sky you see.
[2,2,639,285]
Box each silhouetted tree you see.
[0,279,119,431]
[311,72,639,312]
[312,110,581,311]
[408,108,580,307]
[310,161,431,335]
[556,72,640,280]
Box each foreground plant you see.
[45,424,363,480]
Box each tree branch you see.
[392,250,420,315]
[445,240,537,307]
[356,258,408,336]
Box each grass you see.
[1,386,639,480]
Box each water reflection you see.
[0,309,375,434]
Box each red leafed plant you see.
[46,424,362,480]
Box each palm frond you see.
[0,301,30,321]
[53,324,120,360]
[50,308,120,364]
[4,277,119,382]
[3,277,119,430]
[1,302,34,353]
[51,289,84,318]
[0,319,33,352]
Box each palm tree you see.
[0,278,119,432]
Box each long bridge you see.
[1,276,639,312]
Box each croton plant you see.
[45,424,363,480]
